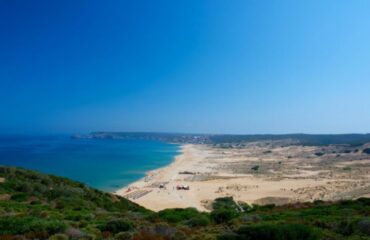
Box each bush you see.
[186,215,210,227]
[99,219,132,234]
[211,209,238,224]
[65,227,85,238]
[49,233,69,240]
[115,231,133,240]
[0,217,67,235]
[357,217,370,236]
[239,203,252,212]
[236,223,319,240]
[27,219,67,235]
[254,204,276,211]
[10,193,28,202]
[241,214,261,224]
[363,148,370,154]
[218,232,240,240]
[156,208,203,224]
[134,223,178,239]
[213,197,238,211]
[15,182,33,193]
[211,197,240,224]
[356,197,370,206]
[251,165,259,171]
[335,219,356,236]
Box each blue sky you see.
[1,0,370,134]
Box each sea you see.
[0,135,180,192]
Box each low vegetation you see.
[0,167,370,239]
[363,148,370,154]
[251,165,259,171]
[315,152,325,157]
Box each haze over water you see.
[0,135,180,191]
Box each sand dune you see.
[116,143,370,211]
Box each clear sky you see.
[1,0,370,134]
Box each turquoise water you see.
[0,135,180,191]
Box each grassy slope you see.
[0,167,370,240]
[0,167,150,239]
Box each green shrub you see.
[313,200,324,205]
[211,197,240,224]
[239,203,252,212]
[186,214,211,227]
[99,219,132,234]
[133,223,180,239]
[211,209,238,224]
[213,197,238,211]
[335,219,356,236]
[15,182,33,193]
[0,217,67,235]
[236,223,320,240]
[115,231,133,240]
[254,204,276,211]
[363,148,370,154]
[251,165,259,171]
[217,232,239,240]
[49,233,69,240]
[156,208,203,224]
[1,166,370,240]
[356,197,370,206]
[11,193,28,202]
[241,214,261,224]
[357,217,370,236]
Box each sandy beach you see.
[116,143,370,212]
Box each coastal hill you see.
[1,166,370,239]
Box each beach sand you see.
[115,143,370,212]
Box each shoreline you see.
[115,144,208,211]
[115,143,370,212]
[114,144,186,193]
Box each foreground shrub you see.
[211,197,240,224]
[334,219,356,236]
[357,217,370,236]
[49,233,69,240]
[211,208,238,224]
[218,232,239,240]
[156,208,205,224]
[99,219,133,234]
[217,223,321,240]
[115,231,133,240]
[0,217,67,235]
[65,227,85,238]
[10,193,28,202]
[133,223,181,240]
[213,197,238,210]
[186,214,210,227]
[235,223,320,240]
